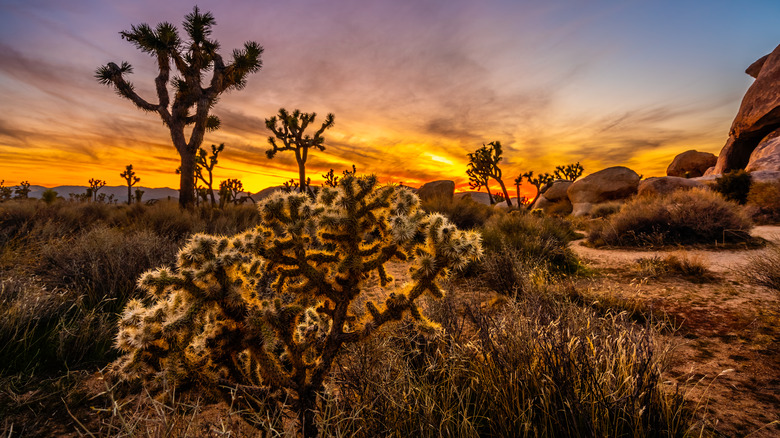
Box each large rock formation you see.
[532,180,573,213]
[746,130,780,172]
[417,180,455,202]
[638,176,704,197]
[567,166,640,216]
[713,44,780,174]
[666,150,717,177]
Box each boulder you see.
[453,191,493,205]
[666,150,717,177]
[638,176,704,197]
[746,129,780,172]
[417,180,455,202]
[713,43,780,174]
[541,180,573,202]
[567,167,640,204]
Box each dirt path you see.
[571,225,780,273]
[570,225,780,437]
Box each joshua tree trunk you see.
[178,149,196,207]
[296,148,307,194]
[497,179,513,207]
[485,181,495,204]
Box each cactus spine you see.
[114,175,482,437]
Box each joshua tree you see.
[194,143,224,205]
[0,181,11,202]
[521,171,554,209]
[96,7,263,208]
[467,165,494,204]
[322,164,357,188]
[466,141,512,207]
[554,162,585,181]
[134,188,145,204]
[12,181,30,200]
[88,178,106,202]
[266,109,335,195]
[120,165,141,205]
[218,178,243,207]
[114,175,482,437]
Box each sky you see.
[1,0,780,194]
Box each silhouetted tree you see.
[88,178,106,202]
[554,162,584,181]
[266,108,334,195]
[12,181,30,200]
[218,178,243,207]
[135,188,145,204]
[467,164,494,204]
[96,7,263,208]
[194,143,224,205]
[120,165,141,205]
[522,171,554,209]
[322,164,357,188]
[0,181,11,202]
[466,141,512,207]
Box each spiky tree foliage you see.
[95,7,263,208]
[88,178,106,202]
[467,163,495,204]
[195,143,224,206]
[466,141,512,207]
[134,188,145,204]
[12,181,30,200]
[522,171,554,209]
[114,174,482,437]
[266,109,335,195]
[554,162,585,181]
[120,165,141,205]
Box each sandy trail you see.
[571,225,780,273]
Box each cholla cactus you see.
[115,174,481,437]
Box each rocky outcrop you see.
[417,180,455,202]
[453,191,493,205]
[638,176,704,197]
[713,44,780,174]
[567,166,640,216]
[746,129,780,172]
[666,150,717,177]
[532,180,573,213]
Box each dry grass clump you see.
[478,211,581,294]
[321,294,696,437]
[420,195,498,229]
[635,253,715,283]
[741,244,780,293]
[588,188,752,247]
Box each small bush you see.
[747,181,780,224]
[635,253,715,283]
[714,169,752,204]
[420,195,497,229]
[590,201,623,218]
[742,244,780,293]
[480,210,581,278]
[588,188,752,247]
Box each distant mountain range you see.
[26,185,180,201]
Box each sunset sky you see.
[2,0,780,193]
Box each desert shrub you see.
[113,176,481,437]
[0,278,115,375]
[590,201,623,218]
[123,201,200,240]
[38,226,179,310]
[746,180,780,224]
[742,244,780,293]
[714,169,752,204]
[480,210,581,280]
[326,295,694,437]
[41,189,59,205]
[0,200,39,247]
[546,199,574,216]
[420,195,497,229]
[635,253,714,283]
[588,188,752,247]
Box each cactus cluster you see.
[114,174,481,436]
